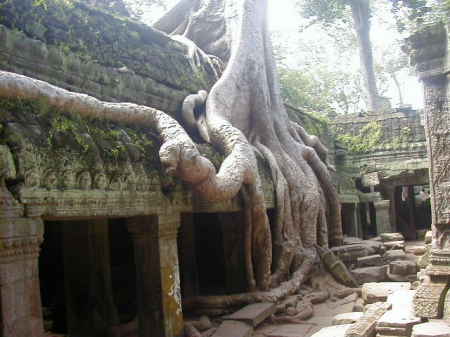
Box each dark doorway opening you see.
[194,213,226,295]
[39,221,67,335]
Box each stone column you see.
[385,185,398,233]
[408,26,450,318]
[0,217,44,337]
[62,219,119,336]
[374,200,392,234]
[127,213,183,337]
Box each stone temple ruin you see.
[0,1,449,337]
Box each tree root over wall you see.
[0,0,346,318]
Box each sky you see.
[267,0,424,110]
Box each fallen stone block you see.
[383,250,407,263]
[357,255,383,268]
[362,282,411,304]
[405,245,427,256]
[380,233,404,242]
[311,324,353,337]
[344,236,365,245]
[387,289,416,314]
[352,265,388,284]
[384,241,405,250]
[332,244,369,265]
[212,321,253,337]
[344,302,391,337]
[411,321,450,337]
[332,312,364,325]
[389,260,418,276]
[376,310,421,337]
[223,302,276,327]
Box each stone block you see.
[310,324,353,337]
[345,302,391,337]
[212,321,253,337]
[331,244,369,264]
[380,233,404,242]
[389,260,418,276]
[353,298,364,312]
[332,312,364,325]
[376,310,421,336]
[414,283,447,319]
[411,321,450,337]
[223,303,276,327]
[387,289,416,315]
[405,245,427,256]
[357,255,383,268]
[384,241,405,250]
[352,265,388,284]
[362,282,411,304]
[383,250,407,263]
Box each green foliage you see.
[336,121,383,153]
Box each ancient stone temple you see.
[404,23,450,320]
[332,107,429,240]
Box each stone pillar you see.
[127,213,183,337]
[385,185,398,233]
[179,213,199,298]
[62,219,119,336]
[407,25,450,318]
[374,200,392,234]
[0,217,44,337]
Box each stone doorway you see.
[394,184,431,240]
[39,219,137,337]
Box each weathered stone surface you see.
[212,321,253,337]
[387,289,416,315]
[332,312,364,325]
[383,250,407,263]
[223,303,276,327]
[376,310,421,337]
[405,245,427,256]
[344,302,391,337]
[311,324,354,337]
[353,298,365,312]
[411,321,450,337]
[414,282,447,319]
[358,255,383,268]
[352,265,388,284]
[384,241,405,250]
[332,244,369,265]
[389,260,418,276]
[362,283,411,304]
[264,324,313,337]
[380,233,405,242]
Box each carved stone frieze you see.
[414,282,448,318]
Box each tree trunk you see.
[350,0,384,112]
[155,0,343,306]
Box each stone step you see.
[211,320,253,337]
[223,302,276,327]
[412,321,450,337]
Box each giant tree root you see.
[184,253,315,314]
